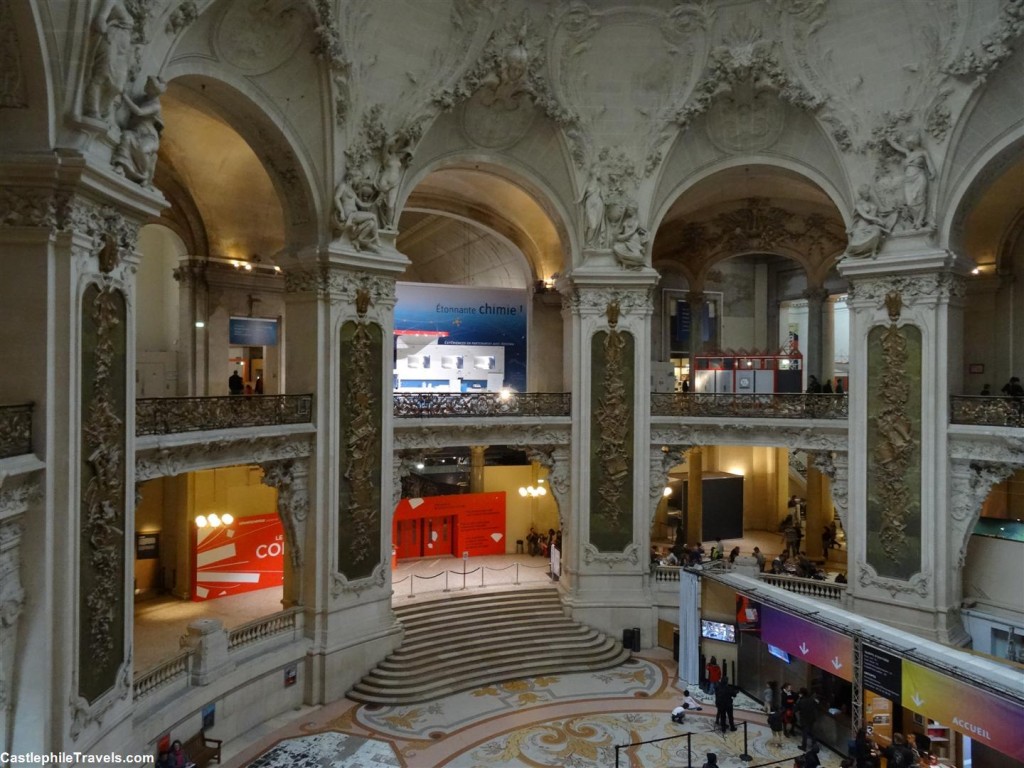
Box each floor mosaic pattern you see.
[230,653,846,768]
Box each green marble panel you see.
[866,323,922,579]
[338,320,383,579]
[79,284,127,703]
[589,329,635,551]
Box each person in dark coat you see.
[796,688,819,749]
[228,369,244,395]
[715,683,737,731]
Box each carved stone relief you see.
[582,542,641,568]
[589,304,635,552]
[260,460,308,570]
[856,563,930,600]
[868,116,937,232]
[214,0,305,75]
[944,0,1024,81]
[83,0,139,124]
[847,272,966,306]
[527,445,570,534]
[0,0,27,108]
[562,285,654,319]
[0,515,24,741]
[309,0,350,125]
[675,198,846,263]
[79,284,128,705]
[649,446,688,525]
[811,450,849,533]
[865,291,923,580]
[330,563,386,597]
[394,424,571,452]
[136,436,313,482]
[112,75,165,189]
[165,1,198,35]
[948,460,1018,568]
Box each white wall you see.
[136,225,185,397]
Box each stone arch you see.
[4,0,57,153]
[650,156,853,238]
[938,48,1024,253]
[401,153,576,282]
[154,70,321,253]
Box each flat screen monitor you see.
[700,619,736,643]
[768,644,791,663]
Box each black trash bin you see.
[631,626,641,651]
[672,628,680,661]
[622,628,635,651]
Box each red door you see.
[394,518,419,560]
[423,515,454,557]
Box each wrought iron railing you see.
[393,392,571,418]
[651,392,848,419]
[0,403,33,458]
[759,572,847,601]
[227,607,302,650]
[133,650,190,699]
[950,396,1024,428]
[136,394,313,436]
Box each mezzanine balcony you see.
[651,392,848,419]
[135,394,314,436]
[950,395,1024,428]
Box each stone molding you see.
[949,459,1020,567]
[561,286,655,318]
[284,264,398,311]
[394,423,570,451]
[582,541,641,568]
[135,433,314,482]
[944,0,1024,81]
[259,459,309,569]
[650,423,847,453]
[68,656,131,741]
[856,563,930,600]
[526,445,571,533]
[847,272,967,307]
[329,563,387,598]
[811,450,849,534]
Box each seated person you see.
[664,550,681,566]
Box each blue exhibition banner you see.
[395,283,528,391]
[229,316,279,346]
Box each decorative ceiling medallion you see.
[706,85,786,153]
[214,0,305,76]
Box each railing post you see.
[740,720,752,762]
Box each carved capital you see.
[847,272,966,308]
[564,286,654,318]
[582,542,641,568]
[329,563,387,598]
[856,563,930,600]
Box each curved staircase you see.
[347,587,631,705]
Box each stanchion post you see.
[515,562,520,585]
[740,720,752,762]
[410,575,415,597]
[615,745,620,768]
[687,732,692,768]
[444,570,449,593]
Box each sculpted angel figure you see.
[333,176,381,252]
[577,148,609,248]
[112,76,165,187]
[377,131,413,230]
[887,130,935,230]
[611,203,648,268]
[84,0,134,123]
[845,185,895,259]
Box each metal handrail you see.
[394,392,570,418]
[652,392,848,420]
[950,395,1024,428]
[136,394,313,436]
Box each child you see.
[671,689,703,723]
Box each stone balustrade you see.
[133,650,191,700]
[758,573,847,601]
[228,607,302,650]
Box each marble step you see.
[348,588,629,705]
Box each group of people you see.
[526,526,559,558]
[228,370,263,396]
[156,740,194,768]
[980,376,1023,398]
[806,376,844,395]
[852,728,934,768]
[763,682,822,750]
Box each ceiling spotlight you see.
[971,267,981,275]
[244,263,253,272]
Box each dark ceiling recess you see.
[411,447,530,468]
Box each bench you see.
[183,731,222,768]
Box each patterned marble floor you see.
[226,650,846,768]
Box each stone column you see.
[805,463,826,559]
[0,482,32,756]
[804,286,829,385]
[172,258,209,396]
[558,263,658,643]
[686,447,704,546]
[469,445,488,494]
[284,236,408,703]
[839,246,969,642]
